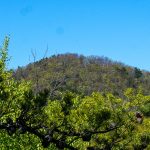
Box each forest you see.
[0,37,150,149]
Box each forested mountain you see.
[14,53,150,97]
[0,38,150,149]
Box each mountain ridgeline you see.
[13,53,150,97]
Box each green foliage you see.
[140,103,150,117]
[134,67,143,79]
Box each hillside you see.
[13,53,150,98]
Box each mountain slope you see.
[13,53,150,97]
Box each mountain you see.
[13,53,150,98]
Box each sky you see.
[0,0,150,70]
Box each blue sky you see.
[0,0,150,70]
